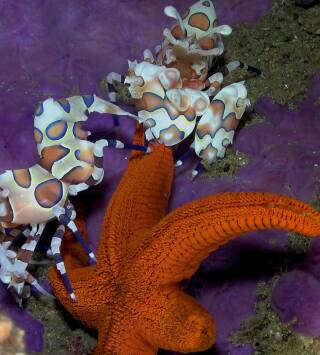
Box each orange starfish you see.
[49,125,320,354]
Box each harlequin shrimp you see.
[0,94,148,303]
[153,0,232,91]
[160,1,261,83]
[124,61,207,144]
[124,60,250,177]
[106,0,261,102]
[0,234,49,302]
[176,81,250,177]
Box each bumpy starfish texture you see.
[49,125,320,354]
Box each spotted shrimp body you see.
[106,0,232,104]
[154,0,232,91]
[193,82,250,164]
[0,165,68,226]
[34,95,137,189]
[106,0,259,103]
[126,61,249,176]
[126,61,209,146]
[105,0,261,177]
[0,94,149,304]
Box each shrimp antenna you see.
[164,6,186,34]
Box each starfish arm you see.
[132,286,216,353]
[97,124,174,278]
[134,192,320,284]
[96,288,215,354]
[49,265,114,330]
[95,304,157,355]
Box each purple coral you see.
[0,0,319,354]
[272,237,320,337]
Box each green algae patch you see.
[202,148,249,179]
[311,195,320,211]
[224,0,320,109]
[229,278,319,355]
[26,255,97,355]
[238,110,266,129]
[287,197,319,254]
[287,231,312,254]
[27,297,96,355]
[100,77,134,106]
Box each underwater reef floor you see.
[0,0,319,354]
